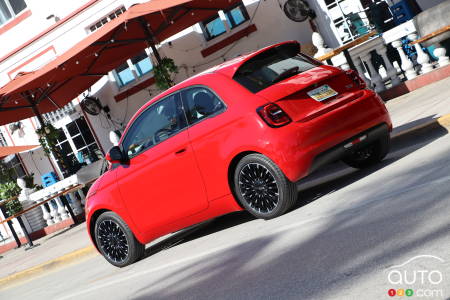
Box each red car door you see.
[116,93,208,234]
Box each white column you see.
[361,54,386,92]
[392,39,417,80]
[434,44,450,68]
[407,33,433,74]
[55,197,69,220]
[378,46,402,86]
[68,193,83,215]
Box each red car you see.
[86,41,392,267]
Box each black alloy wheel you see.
[95,212,144,267]
[343,135,390,169]
[239,162,280,213]
[234,154,297,219]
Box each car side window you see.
[121,93,185,158]
[181,87,225,125]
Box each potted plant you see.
[0,182,22,216]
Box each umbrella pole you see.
[138,18,173,87]
[31,104,46,127]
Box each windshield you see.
[233,43,321,93]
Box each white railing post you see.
[77,189,86,205]
[39,202,54,226]
[392,39,417,80]
[68,193,83,215]
[407,33,434,74]
[48,199,62,223]
[434,44,450,68]
[355,59,373,88]
[361,53,386,92]
[55,197,69,220]
[377,46,402,86]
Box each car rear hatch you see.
[257,65,365,123]
[230,41,365,123]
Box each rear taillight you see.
[257,103,291,127]
[345,69,366,89]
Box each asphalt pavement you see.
[2,123,449,300]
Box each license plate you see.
[307,84,338,102]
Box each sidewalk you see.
[0,223,95,283]
[0,76,449,288]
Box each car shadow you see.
[141,121,448,264]
[142,212,255,259]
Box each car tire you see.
[343,135,390,169]
[234,154,297,219]
[94,211,145,267]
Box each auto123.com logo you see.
[385,255,448,298]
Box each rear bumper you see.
[264,89,392,182]
[309,123,389,174]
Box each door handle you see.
[175,148,187,155]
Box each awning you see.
[0,0,242,126]
[0,145,40,159]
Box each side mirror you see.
[106,146,124,164]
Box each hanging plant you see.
[35,123,59,156]
[0,182,22,216]
[153,57,179,90]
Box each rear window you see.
[233,43,321,93]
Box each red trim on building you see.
[0,10,32,36]
[0,0,100,64]
[201,24,257,58]
[8,46,56,79]
[114,77,156,102]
